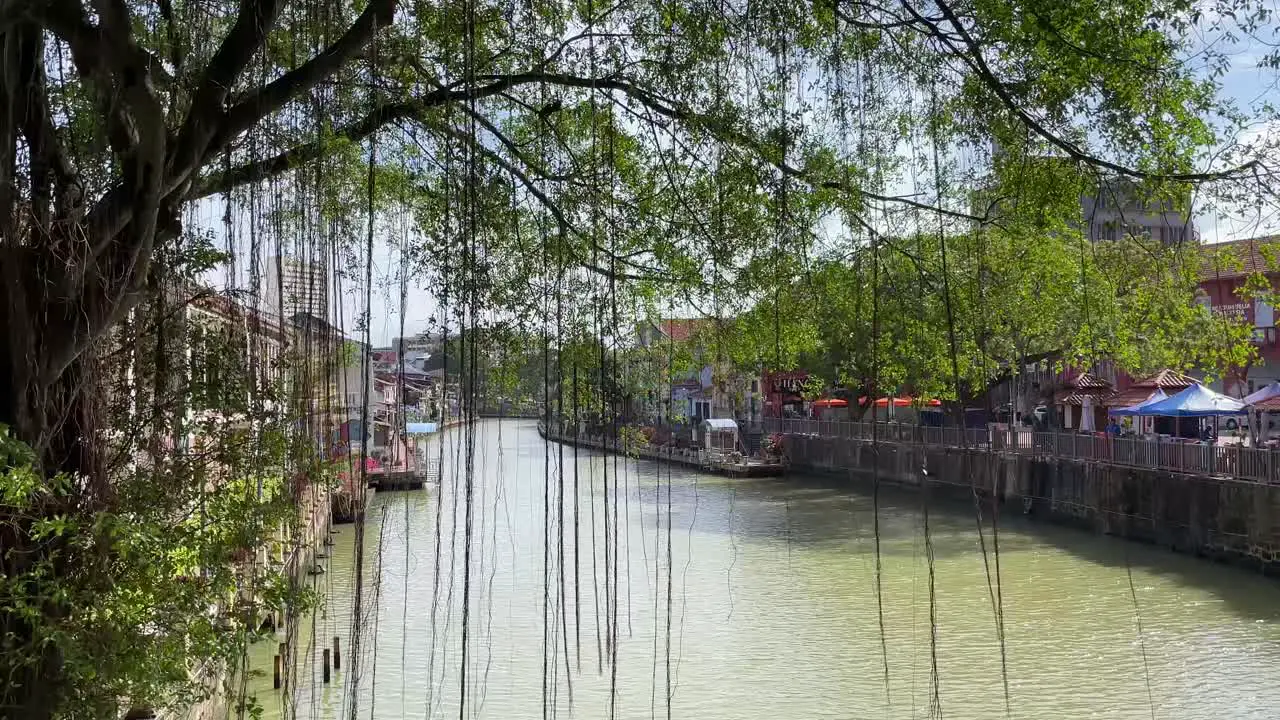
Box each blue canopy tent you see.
[1131,384,1245,417]
[406,422,439,434]
[1108,388,1168,416]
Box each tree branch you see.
[413,118,669,282]
[12,25,75,227]
[197,68,993,223]
[831,0,937,30]
[917,0,1261,183]
[42,0,135,153]
[168,0,285,188]
[215,0,397,157]
[194,76,530,197]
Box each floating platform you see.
[367,461,441,491]
[538,424,785,478]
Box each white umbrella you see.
[1080,395,1097,432]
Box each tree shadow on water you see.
[630,467,1044,560]
[627,465,1280,623]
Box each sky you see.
[1190,6,1280,243]
[194,6,1280,345]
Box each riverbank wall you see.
[783,434,1280,574]
[173,484,334,720]
[537,425,784,477]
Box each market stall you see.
[1127,384,1245,442]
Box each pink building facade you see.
[1198,237,1280,397]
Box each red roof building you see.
[1052,371,1113,430]
[1198,237,1280,396]
[658,318,712,342]
[763,369,808,418]
[1103,369,1196,409]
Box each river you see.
[246,419,1280,719]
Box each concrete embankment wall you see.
[176,488,334,720]
[784,434,1280,574]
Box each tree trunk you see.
[0,264,105,719]
[0,366,83,720]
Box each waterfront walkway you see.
[760,418,1280,484]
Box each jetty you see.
[538,422,785,478]
[366,460,441,491]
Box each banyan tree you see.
[0,0,1273,716]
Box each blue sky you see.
[1191,6,1280,243]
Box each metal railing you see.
[760,418,1280,484]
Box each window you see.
[1257,299,1275,329]
[750,379,759,392]
[1125,224,1149,240]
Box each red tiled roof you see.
[1053,371,1112,405]
[1102,369,1196,407]
[658,318,714,342]
[1251,396,1280,412]
[1065,371,1110,390]
[1103,387,1162,409]
[1134,369,1198,388]
[1054,388,1109,406]
[1199,236,1280,280]
[191,292,288,342]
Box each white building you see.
[985,143,1197,245]
[1081,178,1197,245]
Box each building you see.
[635,317,761,423]
[979,146,1197,245]
[762,369,808,418]
[1198,235,1280,394]
[263,254,329,321]
[1081,177,1197,244]
[119,286,332,717]
[1103,369,1198,437]
[187,293,288,418]
[1052,371,1112,431]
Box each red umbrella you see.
[811,398,849,408]
[858,396,942,407]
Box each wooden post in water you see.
[333,636,341,669]
[273,655,282,689]
[323,648,331,683]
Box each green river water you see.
[246,419,1280,719]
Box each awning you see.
[1244,381,1280,406]
[1131,384,1245,417]
[811,398,848,408]
[406,422,438,434]
[701,418,738,431]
